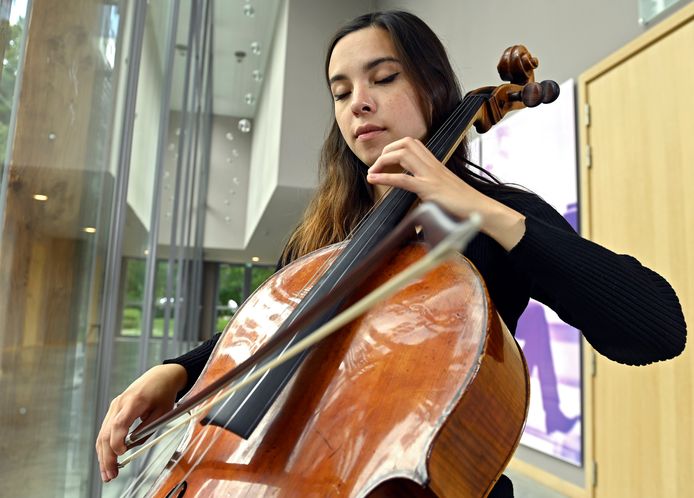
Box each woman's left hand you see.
[367,137,527,251]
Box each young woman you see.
[96,10,687,496]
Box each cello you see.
[121,45,559,497]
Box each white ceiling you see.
[143,0,288,264]
[157,0,283,118]
[212,0,283,117]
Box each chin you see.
[352,150,376,167]
[362,146,385,166]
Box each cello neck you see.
[199,94,487,439]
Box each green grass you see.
[121,316,233,337]
[121,317,167,337]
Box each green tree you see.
[125,258,146,303]
[0,18,25,163]
[251,266,274,293]
[217,265,244,308]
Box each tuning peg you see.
[508,79,560,108]
[540,80,560,103]
[520,82,543,107]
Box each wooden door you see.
[579,5,694,497]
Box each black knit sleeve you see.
[163,333,221,399]
[506,194,686,365]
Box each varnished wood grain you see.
[147,243,528,497]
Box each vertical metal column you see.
[137,0,181,375]
[161,0,197,360]
[190,0,213,348]
[89,1,148,496]
[172,0,207,353]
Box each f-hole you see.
[165,481,187,498]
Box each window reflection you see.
[215,263,275,334]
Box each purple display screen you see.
[475,79,582,466]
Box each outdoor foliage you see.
[0,19,24,163]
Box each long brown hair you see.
[280,10,506,265]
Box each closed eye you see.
[376,72,400,84]
[333,72,400,101]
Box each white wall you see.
[204,115,252,250]
[245,0,288,241]
[277,0,371,189]
[375,0,690,92]
[127,14,164,233]
[234,0,376,263]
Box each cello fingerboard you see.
[207,94,487,439]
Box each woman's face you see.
[328,27,428,167]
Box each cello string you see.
[119,209,482,485]
[120,421,187,498]
[337,93,481,250]
[123,394,235,496]
[200,95,485,440]
[340,94,478,238]
[123,246,341,488]
[316,95,476,244]
[135,93,483,466]
[123,388,233,496]
[330,94,481,275]
[338,95,478,251]
[122,94,486,490]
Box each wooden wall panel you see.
[579,4,694,497]
[0,0,106,351]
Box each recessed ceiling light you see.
[238,119,251,133]
[82,227,96,234]
[243,5,255,17]
[33,194,48,201]
[250,42,261,56]
[251,256,260,262]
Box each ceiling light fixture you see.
[33,194,48,201]
[82,227,96,234]
[238,119,251,133]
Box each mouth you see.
[355,125,385,142]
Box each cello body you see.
[147,241,530,497]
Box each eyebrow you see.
[328,56,401,85]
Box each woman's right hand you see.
[96,363,188,483]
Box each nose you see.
[350,84,375,115]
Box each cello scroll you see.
[470,44,560,133]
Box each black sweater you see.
[166,188,686,389]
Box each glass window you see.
[0,1,131,496]
[215,263,275,333]
[638,0,685,24]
